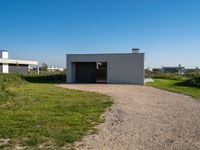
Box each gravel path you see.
[58,84,200,150]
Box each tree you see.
[41,63,48,71]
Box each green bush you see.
[0,74,23,101]
[184,68,200,76]
[23,73,66,83]
[146,70,200,88]
[145,71,182,80]
[177,75,200,88]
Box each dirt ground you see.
[58,84,200,150]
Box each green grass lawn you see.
[0,82,112,149]
[146,79,200,99]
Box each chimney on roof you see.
[132,48,140,53]
[0,50,9,59]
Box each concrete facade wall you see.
[3,64,9,73]
[67,53,145,85]
[9,64,29,73]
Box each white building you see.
[47,66,64,72]
[0,50,39,74]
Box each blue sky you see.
[0,0,200,68]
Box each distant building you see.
[152,64,185,74]
[162,65,185,74]
[0,50,39,74]
[152,68,162,72]
[47,66,64,72]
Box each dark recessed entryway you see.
[96,62,107,83]
[75,62,97,83]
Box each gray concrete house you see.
[0,50,39,74]
[66,49,145,85]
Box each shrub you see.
[0,74,23,100]
[23,73,66,83]
[177,75,200,88]
[145,71,182,80]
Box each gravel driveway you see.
[58,84,200,150]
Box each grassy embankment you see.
[146,72,200,99]
[0,74,112,149]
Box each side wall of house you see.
[67,53,144,85]
[9,64,29,73]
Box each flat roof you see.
[67,52,144,56]
[163,67,185,69]
[0,59,38,65]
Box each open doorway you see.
[96,62,107,83]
